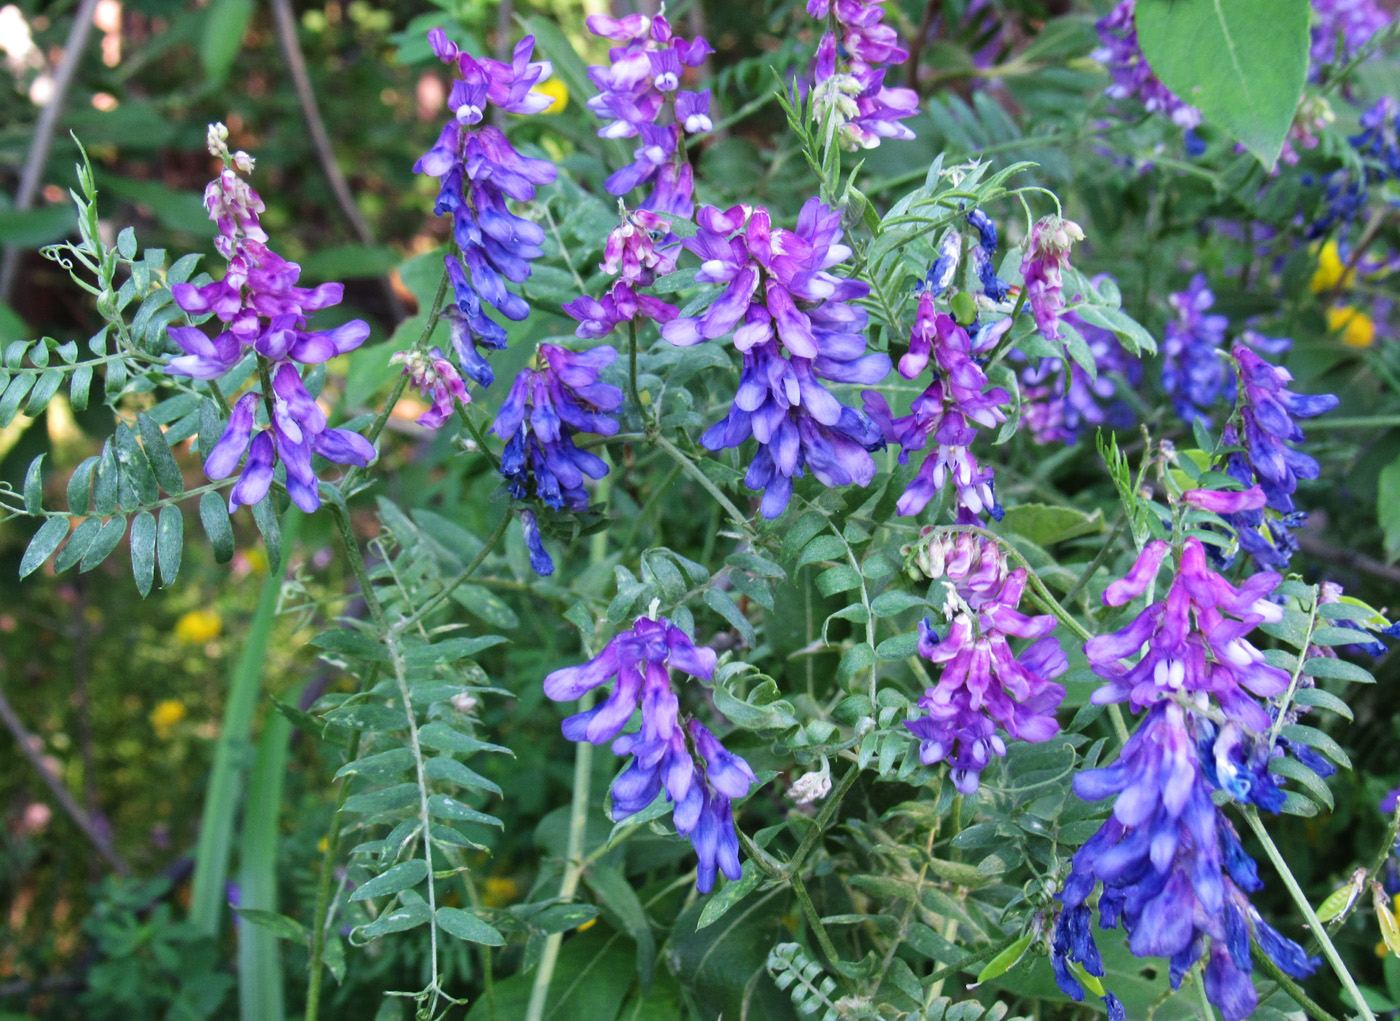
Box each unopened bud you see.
[790,769,831,805]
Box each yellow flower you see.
[482,876,519,907]
[1328,305,1376,348]
[244,548,268,575]
[576,917,596,932]
[174,609,223,644]
[150,699,187,739]
[531,77,568,114]
[1310,240,1356,293]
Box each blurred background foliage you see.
[3,0,1400,1018]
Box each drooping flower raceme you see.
[166,125,374,512]
[1160,274,1231,424]
[542,616,756,892]
[1019,306,1140,445]
[391,348,470,430]
[1093,0,1201,131]
[862,296,1008,522]
[662,199,890,517]
[1020,215,1084,345]
[585,12,713,216]
[493,344,622,514]
[1052,537,1320,1020]
[1310,0,1388,69]
[902,540,1067,793]
[808,31,919,152]
[417,30,558,388]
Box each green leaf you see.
[23,454,44,514]
[796,534,845,569]
[352,901,432,942]
[1292,687,1354,720]
[350,860,428,902]
[130,511,157,597]
[68,362,92,411]
[999,503,1104,546]
[0,203,77,247]
[199,491,235,563]
[234,908,308,943]
[0,373,35,426]
[25,368,62,416]
[417,721,512,757]
[113,422,159,505]
[814,564,862,597]
[427,794,502,827]
[422,756,502,797]
[157,505,184,588]
[66,455,98,514]
[137,413,184,496]
[876,631,920,661]
[697,860,761,930]
[80,516,128,572]
[435,906,505,946]
[334,748,415,781]
[311,628,390,662]
[705,587,756,647]
[20,517,70,578]
[1278,723,1352,769]
[1300,654,1375,684]
[584,862,656,983]
[870,590,929,617]
[55,518,100,574]
[341,782,418,815]
[200,0,254,83]
[1134,0,1311,168]
[1268,755,1334,810]
[973,933,1034,986]
[250,495,281,569]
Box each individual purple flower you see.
[663,199,890,517]
[862,295,1008,521]
[809,32,919,151]
[1019,306,1140,444]
[1160,274,1231,424]
[1231,344,1338,514]
[1094,0,1201,130]
[1085,537,1289,732]
[1053,701,1317,1021]
[519,508,554,576]
[807,0,909,67]
[1020,216,1083,344]
[417,32,558,388]
[391,348,469,429]
[493,344,622,513]
[1182,485,1267,515]
[904,563,1067,793]
[584,11,713,217]
[542,616,755,891]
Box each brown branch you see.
[0,680,130,875]
[265,0,407,321]
[905,0,941,91]
[0,0,104,303]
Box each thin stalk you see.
[650,433,753,538]
[525,689,595,1021]
[1063,512,1127,606]
[1243,808,1376,1021]
[391,511,511,636]
[386,635,442,1018]
[304,729,362,1021]
[1269,585,1319,746]
[1250,942,1341,1021]
[627,320,643,417]
[790,871,850,988]
[787,762,861,876]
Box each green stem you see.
[391,511,512,636]
[736,828,786,880]
[650,433,753,538]
[525,689,595,1021]
[1243,808,1376,1021]
[1250,941,1341,1021]
[1268,585,1319,746]
[790,871,849,985]
[1063,512,1127,606]
[787,762,861,877]
[627,319,643,418]
[328,499,388,632]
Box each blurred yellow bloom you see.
[1328,305,1376,348]
[1310,240,1356,293]
[482,876,519,907]
[150,699,187,738]
[576,917,596,932]
[244,548,268,575]
[317,836,329,853]
[531,77,568,114]
[174,609,223,644]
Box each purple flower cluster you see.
[564,206,679,339]
[1052,537,1319,1019]
[862,295,1007,522]
[1020,308,1140,445]
[1093,0,1201,130]
[1310,0,1388,68]
[1020,216,1084,344]
[966,208,1010,303]
[902,535,1067,793]
[1308,96,1400,240]
[542,616,756,892]
[166,126,374,512]
[662,199,890,517]
[417,30,558,388]
[585,12,713,216]
[493,344,622,516]
[808,25,919,152]
[1160,274,1231,424]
